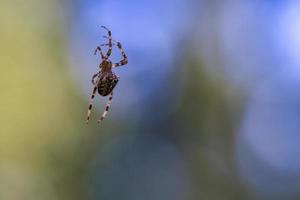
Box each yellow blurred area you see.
[0,1,87,199]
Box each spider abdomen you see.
[97,73,119,96]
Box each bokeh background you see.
[1,0,300,199]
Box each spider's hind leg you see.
[86,86,98,123]
[98,92,113,123]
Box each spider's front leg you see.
[101,25,113,57]
[113,41,128,68]
[94,46,106,59]
[100,37,128,67]
[100,42,116,47]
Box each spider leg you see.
[100,42,116,47]
[101,25,113,58]
[94,46,106,59]
[86,86,98,123]
[98,92,113,123]
[102,36,118,45]
[112,41,128,68]
[91,73,99,85]
[101,36,128,67]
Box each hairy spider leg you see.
[94,46,106,59]
[98,92,113,123]
[86,86,98,123]
[91,73,99,85]
[101,25,113,57]
[101,36,128,67]
[100,43,116,47]
[102,36,117,46]
[113,41,128,67]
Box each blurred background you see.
[1,0,300,199]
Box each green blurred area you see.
[0,1,91,199]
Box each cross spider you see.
[86,26,128,124]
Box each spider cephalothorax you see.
[86,26,128,124]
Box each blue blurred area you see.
[221,1,300,199]
[237,72,300,198]
[88,132,189,200]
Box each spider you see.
[86,26,128,124]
